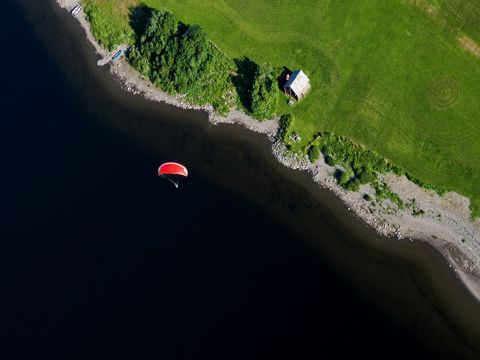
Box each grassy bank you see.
[81,0,480,217]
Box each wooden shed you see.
[283,70,310,100]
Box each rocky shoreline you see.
[56,0,480,300]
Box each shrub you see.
[356,167,377,184]
[373,180,404,209]
[324,155,337,166]
[251,63,278,120]
[338,170,351,186]
[278,114,293,142]
[346,178,361,192]
[412,208,425,216]
[84,1,132,50]
[308,145,320,163]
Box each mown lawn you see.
[81,0,480,217]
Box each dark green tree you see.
[251,63,278,120]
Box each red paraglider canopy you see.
[158,162,188,177]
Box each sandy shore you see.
[57,0,480,299]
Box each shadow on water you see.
[3,0,480,359]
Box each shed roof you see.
[284,70,310,97]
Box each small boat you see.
[71,5,82,17]
[111,50,124,62]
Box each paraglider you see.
[158,162,188,188]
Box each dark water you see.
[2,0,480,359]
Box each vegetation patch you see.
[372,181,405,210]
[406,198,425,216]
[83,0,133,50]
[310,132,451,206]
[314,132,397,192]
[277,114,293,143]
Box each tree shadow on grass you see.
[277,66,292,91]
[128,4,153,42]
[232,57,258,113]
[128,5,189,47]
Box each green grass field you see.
[82,0,480,217]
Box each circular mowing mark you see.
[427,76,460,111]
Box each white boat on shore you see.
[71,5,82,17]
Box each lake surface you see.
[2,0,480,359]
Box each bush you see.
[338,170,351,186]
[251,63,278,120]
[345,178,361,192]
[278,114,293,142]
[372,180,404,209]
[356,166,377,184]
[324,155,337,166]
[412,208,425,216]
[308,145,320,163]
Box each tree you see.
[251,63,278,120]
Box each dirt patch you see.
[458,34,480,58]
[404,0,439,20]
